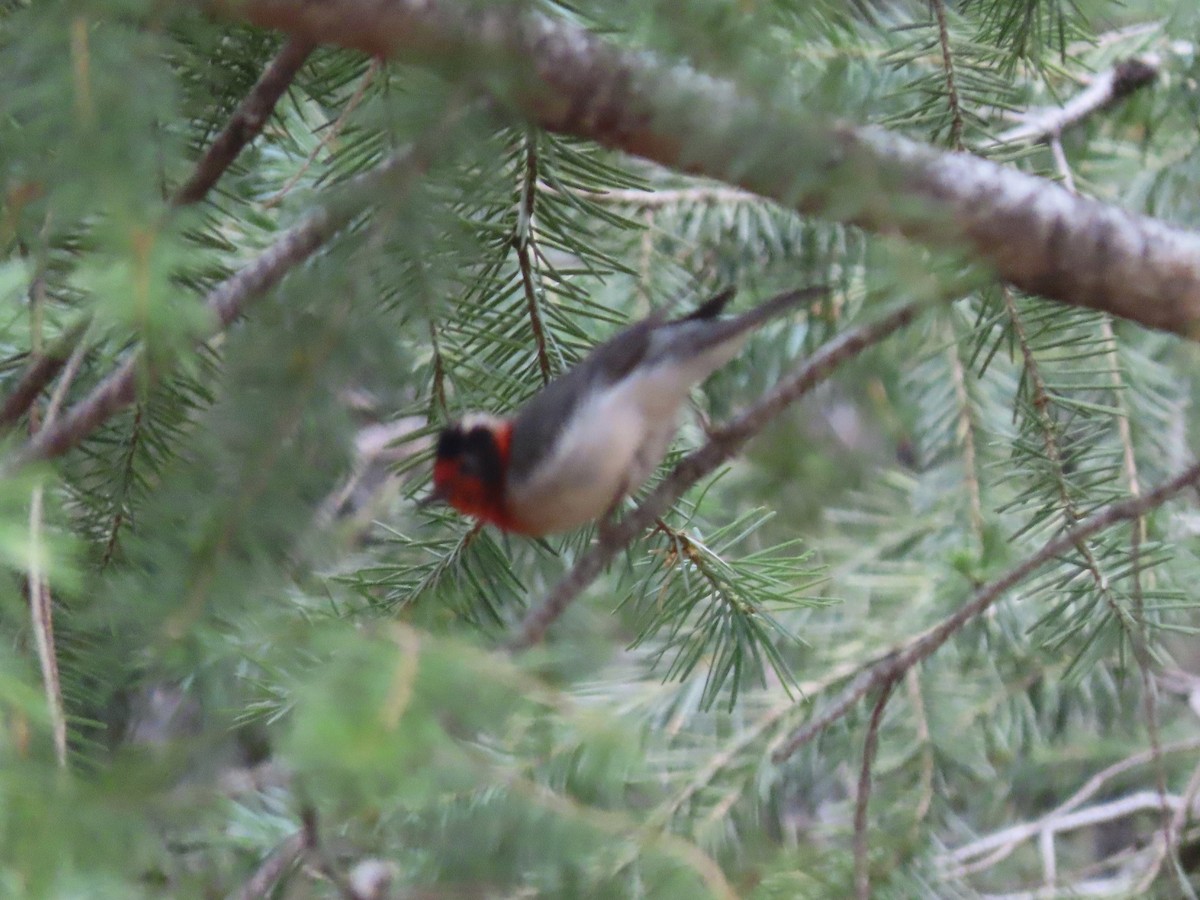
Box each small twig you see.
[301,806,358,900]
[854,677,897,900]
[0,319,91,432]
[514,131,551,383]
[773,663,885,763]
[942,737,1200,874]
[26,335,88,768]
[174,37,315,206]
[637,208,654,308]
[236,832,306,900]
[1135,752,1200,896]
[98,404,142,570]
[904,667,935,828]
[263,56,377,208]
[1048,137,1075,193]
[27,489,64,766]
[9,103,476,469]
[943,791,1185,883]
[930,0,964,151]
[946,330,984,546]
[773,456,1200,763]
[429,320,447,414]
[985,55,1159,147]
[506,297,925,651]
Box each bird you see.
[423,285,822,536]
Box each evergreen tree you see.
[2,0,1200,896]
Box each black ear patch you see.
[436,423,505,488]
[436,425,466,460]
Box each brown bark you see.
[209,0,1200,338]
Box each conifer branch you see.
[507,298,925,651]
[930,0,985,546]
[931,0,964,150]
[0,39,311,434]
[174,37,314,206]
[0,318,90,433]
[211,0,1200,337]
[27,333,87,768]
[264,56,376,208]
[987,55,1160,148]
[1003,286,1132,634]
[854,676,896,900]
[569,185,761,209]
[236,832,306,900]
[1048,131,1173,866]
[8,107,471,468]
[773,456,1200,763]
[939,737,1200,880]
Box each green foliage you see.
[0,0,1199,897]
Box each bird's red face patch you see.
[430,420,517,529]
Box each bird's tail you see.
[657,285,825,362]
[729,285,826,333]
[668,284,826,354]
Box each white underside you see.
[506,337,745,534]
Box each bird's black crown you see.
[436,422,505,486]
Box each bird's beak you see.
[417,489,447,510]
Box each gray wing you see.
[508,313,662,485]
[506,285,824,487]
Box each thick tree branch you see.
[207,0,1200,337]
[507,299,924,651]
[772,457,1200,763]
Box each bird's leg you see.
[597,480,631,544]
[691,397,720,441]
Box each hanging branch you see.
[206,0,1200,337]
[514,131,551,384]
[772,456,1200,764]
[507,298,925,651]
[8,104,476,469]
